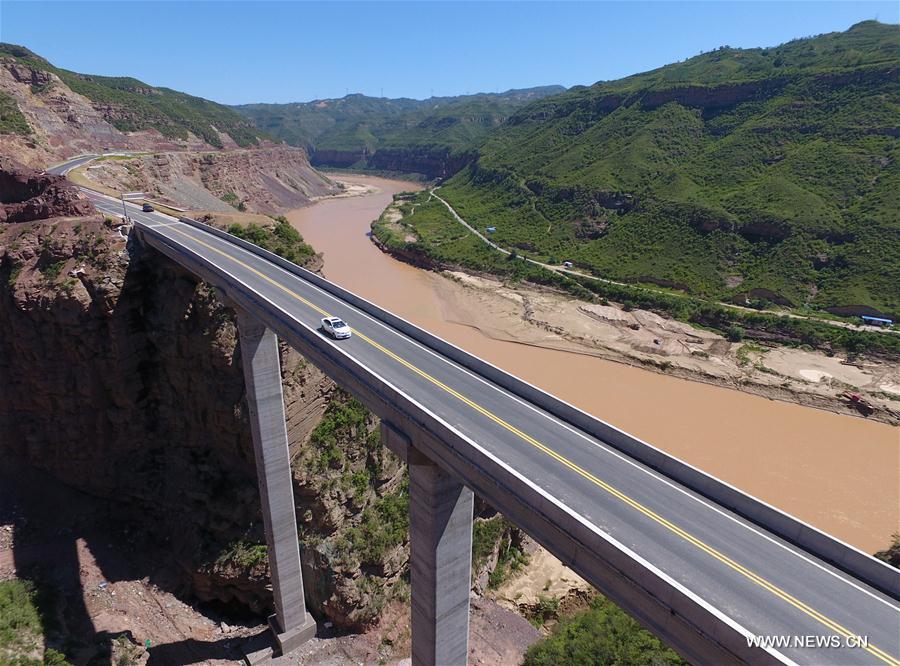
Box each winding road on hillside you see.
[428,188,899,336]
[50,156,900,666]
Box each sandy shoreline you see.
[370,191,900,425]
[431,269,900,427]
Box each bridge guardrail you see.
[138,219,783,663]
[174,215,900,600]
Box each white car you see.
[321,316,352,339]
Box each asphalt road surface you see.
[76,183,900,665]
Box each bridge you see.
[48,158,900,665]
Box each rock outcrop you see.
[0,161,403,626]
[0,156,95,222]
[80,146,338,215]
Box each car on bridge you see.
[321,316,352,339]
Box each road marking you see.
[270,253,899,613]
[152,221,900,666]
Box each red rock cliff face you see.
[0,59,212,167]
[0,157,95,222]
[81,147,338,215]
[0,164,406,625]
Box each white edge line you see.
[163,216,900,611]
[140,224,796,665]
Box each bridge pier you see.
[237,313,317,654]
[385,422,474,666]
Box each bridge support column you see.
[408,442,474,666]
[237,313,316,654]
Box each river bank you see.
[290,173,899,555]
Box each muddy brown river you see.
[290,174,899,554]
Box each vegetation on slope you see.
[0,90,31,135]
[373,191,900,359]
[523,593,685,666]
[0,43,265,148]
[432,21,899,315]
[0,580,70,665]
[226,216,317,266]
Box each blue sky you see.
[1,1,897,105]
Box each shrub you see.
[216,540,268,568]
[726,325,745,342]
[472,516,505,571]
[524,594,685,665]
[874,533,900,568]
[227,219,316,266]
[344,479,410,565]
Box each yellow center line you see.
[158,223,899,666]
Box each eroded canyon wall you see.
[0,161,406,626]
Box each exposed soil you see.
[437,270,900,426]
[491,547,591,616]
[0,58,217,168]
[0,465,256,665]
[72,147,337,216]
[1,464,538,665]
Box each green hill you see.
[234,87,565,177]
[436,21,899,316]
[0,43,266,148]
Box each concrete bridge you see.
[49,165,900,666]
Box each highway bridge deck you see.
[83,188,900,666]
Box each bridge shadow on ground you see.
[0,464,276,665]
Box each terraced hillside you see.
[235,87,564,177]
[438,21,899,316]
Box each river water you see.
[290,174,899,553]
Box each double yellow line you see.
[161,223,899,666]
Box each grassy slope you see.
[0,43,265,148]
[373,190,900,358]
[438,21,900,315]
[0,89,31,135]
[234,87,566,155]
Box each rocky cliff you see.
[0,57,210,168]
[0,159,405,627]
[366,146,477,179]
[310,148,368,169]
[80,146,338,215]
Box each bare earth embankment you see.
[436,270,900,426]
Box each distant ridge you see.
[234,86,566,177]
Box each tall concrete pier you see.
[134,212,900,666]
[237,313,317,652]
[409,446,474,666]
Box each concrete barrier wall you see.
[176,217,900,600]
[139,223,775,664]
